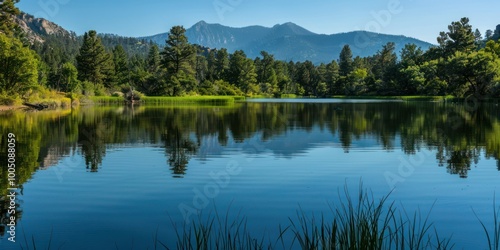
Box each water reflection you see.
[162,127,198,178]
[0,101,500,234]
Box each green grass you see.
[399,95,455,102]
[17,185,500,249]
[164,184,456,250]
[89,96,124,104]
[475,196,500,250]
[286,184,453,250]
[142,96,240,105]
[280,94,298,98]
[89,96,245,105]
[161,207,274,250]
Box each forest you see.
[1,0,500,104]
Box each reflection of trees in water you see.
[1,102,500,232]
[437,147,480,178]
[162,127,198,178]
[1,102,500,184]
[78,120,108,172]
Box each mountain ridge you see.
[143,20,434,63]
[14,14,434,64]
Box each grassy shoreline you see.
[89,96,246,105]
[2,94,499,112]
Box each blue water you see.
[0,101,499,249]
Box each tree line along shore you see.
[1,0,500,109]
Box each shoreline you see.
[0,105,24,112]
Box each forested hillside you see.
[1,0,500,104]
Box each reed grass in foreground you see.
[164,184,457,250]
[475,197,500,250]
[16,185,500,249]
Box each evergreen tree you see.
[326,60,340,95]
[494,25,500,41]
[400,44,423,67]
[227,50,257,94]
[195,55,208,85]
[113,44,129,86]
[206,49,217,81]
[147,44,161,74]
[215,48,229,81]
[373,42,398,80]
[161,26,196,76]
[76,30,114,88]
[0,0,20,37]
[161,26,196,95]
[256,51,278,96]
[474,29,483,48]
[437,17,476,57]
[339,45,354,76]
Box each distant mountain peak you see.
[193,20,209,26]
[270,22,316,36]
[143,21,432,63]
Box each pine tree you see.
[215,48,229,80]
[76,30,114,87]
[160,26,196,95]
[147,44,161,74]
[113,44,129,86]
[339,45,354,77]
[0,0,20,37]
[161,26,196,76]
[437,17,476,57]
[227,50,257,94]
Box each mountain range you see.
[144,21,434,63]
[16,13,434,64]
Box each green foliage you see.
[0,0,20,37]
[141,96,238,105]
[438,17,477,57]
[339,45,354,76]
[345,68,368,95]
[281,93,297,98]
[76,30,114,87]
[445,50,500,97]
[112,44,129,86]
[161,26,196,76]
[15,16,500,100]
[0,92,22,105]
[0,34,39,94]
[81,80,97,96]
[227,50,258,94]
[147,44,161,73]
[61,62,80,92]
[199,80,244,96]
[90,96,123,104]
[161,26,197,96]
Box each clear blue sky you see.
[17,0,499,44]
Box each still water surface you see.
[0,100,499,249]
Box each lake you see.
[0,99,499,249]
